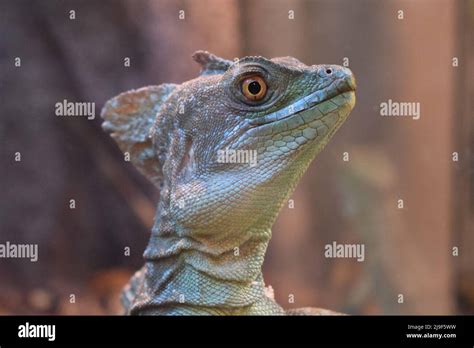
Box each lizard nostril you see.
[325,68,332,75]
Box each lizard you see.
[101,51,356,315]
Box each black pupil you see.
[248,81,261,95]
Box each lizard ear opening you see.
[101,84,176,189]
[192,50,232,76]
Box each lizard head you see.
[102,52,356,313]
[102,51,356,245]
[160,52,356,240]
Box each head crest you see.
[192,50,232,76]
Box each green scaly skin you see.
[101,51,356,315]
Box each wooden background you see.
[0,0,472,314]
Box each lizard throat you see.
[123,227,283,314]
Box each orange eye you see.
[241,75,267,101]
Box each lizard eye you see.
[241,75,267,101]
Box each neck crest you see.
[124,224,283,315]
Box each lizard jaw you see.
[218,90,355,157]
[248,76,355,128]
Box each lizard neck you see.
[128,223,284,315]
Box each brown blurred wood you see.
[0,0,241,295]
[391,0,456,314]
[454,0,474,314]
[0,0,467,315]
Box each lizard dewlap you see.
[101,51,356,315]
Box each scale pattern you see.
[101,51,356,315]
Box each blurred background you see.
[0,0,473,315]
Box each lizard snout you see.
[339,66,357,91]
[316,65,357,92]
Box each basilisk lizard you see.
[101,51,356,315]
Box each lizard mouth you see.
[248,77,355,128]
